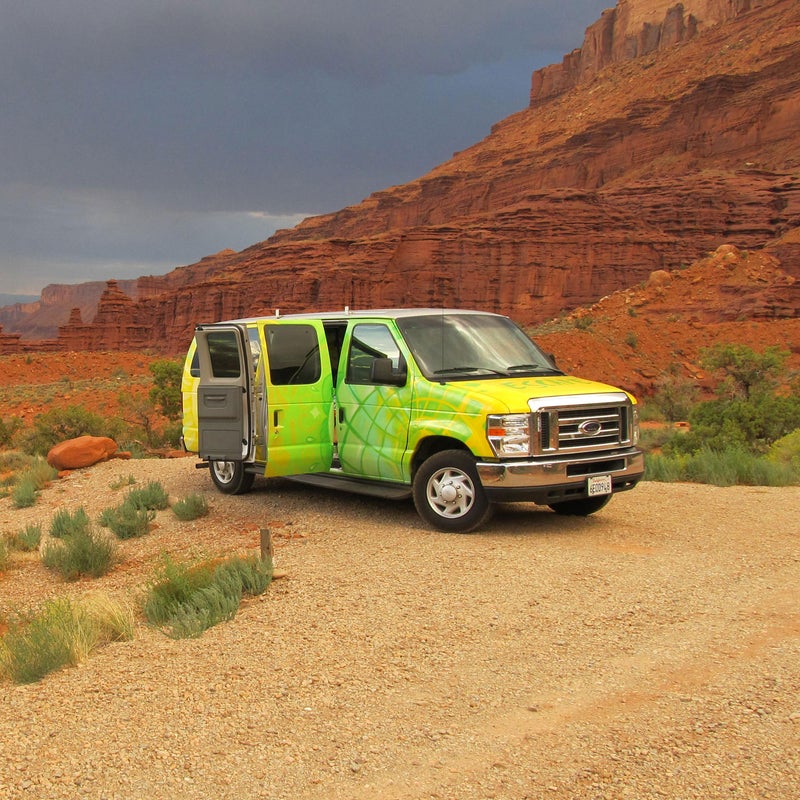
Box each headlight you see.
[487,414,531,456]
[632,405,640,446]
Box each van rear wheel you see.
[209,460,255,495]
[413,449,492,533]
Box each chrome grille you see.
[531,393,632,455]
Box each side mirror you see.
[370,357,407,386]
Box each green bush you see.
[10,476,38,508]
[143,553,272,639]
[99,503,155,539]
[645,447,797,487]
[769,429,800,470]
[171,493,209,521]
[18,405,112,456]
[650,368,700,423]
[0,416,23,448]
[667,395,800,456]
[0,595,134,684]
[41,526,118,581]
[149,359,184,420]
[49,506,91,539]
[125,481,169,511]
[701,343,789,400]
[10,523,42,552]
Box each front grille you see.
[531,393,632,455]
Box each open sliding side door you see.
[194,324,253,462]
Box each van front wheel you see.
[413,450,492,533]
[209,460,255,495]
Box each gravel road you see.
[1,457,799,800]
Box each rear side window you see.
[266,325,321,385]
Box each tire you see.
[413,449,492,533]
[209,460,255,495]
[548,494,611,516]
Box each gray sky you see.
[1,1,610,296]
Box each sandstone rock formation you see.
[0,0,797,355]
[46,436,131,471]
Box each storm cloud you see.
[0,1,610,294]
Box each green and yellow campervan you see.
[182,308,644,532]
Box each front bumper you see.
[476,448,645,505]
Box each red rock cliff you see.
[4,0,799,354]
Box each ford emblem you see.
[578,419,603,436]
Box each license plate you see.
[587,474,612,496]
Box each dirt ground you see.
[1,457,798,800]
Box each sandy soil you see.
[1,457,799,799]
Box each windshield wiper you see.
[506,363,564,375]
[433,366,507,376]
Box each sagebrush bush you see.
[10,476,38,509]
[0,595,134,684]
[49,506,91,539]
[11,523,42,552]
[9,457,59,508]
[171,493,209,521]
[41,526,118,581]
[143,553,272,639]
[99,503,154,539]
[125,481,169,511]
[645,447,797,487]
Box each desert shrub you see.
[125,481,169,511]
[171,493,209,521]
[645,447,797,487]
[700,343,789,400]
[110,474,137,490]
[650,368,700,423]
[49,506,91,539]
[149,359,183,420]
[643,452,686,483]
[0,416,23,448]
[768,429,800,471]
[8,457,58,509]
[216,554,273,597]
[667,394,800,456]
[0,595,133,684]
[41,526,117,581]
[19,405,111,456]
[99,503,155,539]
[10,476,38,508]
[0,537,9,572]
[10,523,42,552]
[143,553,272,639]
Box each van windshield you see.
[396,314,562,380]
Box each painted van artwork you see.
[181,308,644,532]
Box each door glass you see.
[266,324,321,385]
[346,324,404,384]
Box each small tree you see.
[700,343,789,400]
[149,359,183,420]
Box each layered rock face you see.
[1,0,798,355]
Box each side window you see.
[346,323,404,385]
[265,324,321,385]
[206,331,242,378]
[189,345,200,378]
